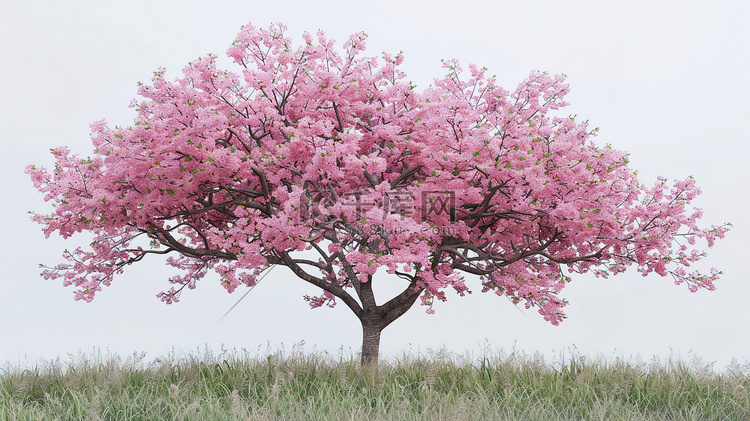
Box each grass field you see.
[2,346,749,420]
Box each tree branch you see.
[158,229,237,260]
[379,279,424,328]
[278,252,363,318]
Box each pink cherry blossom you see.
[27,23,730,364]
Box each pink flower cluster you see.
[27,23,729,324]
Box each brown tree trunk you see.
[275,253,426,366]
[355,273,425,365]
[360,312,383,366]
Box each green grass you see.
[1,347,749,420]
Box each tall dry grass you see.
[2,345,749,420]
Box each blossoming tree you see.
[27,23,729,364]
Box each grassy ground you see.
[1,347,749,420]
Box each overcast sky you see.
[1,0,748,368]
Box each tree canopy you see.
[27,23,729,363]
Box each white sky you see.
[1,0,748,368]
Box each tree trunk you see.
[360,313,383,366]
[356,274,424,366]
